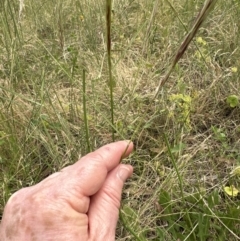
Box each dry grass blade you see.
[154,0,218,98]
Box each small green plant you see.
[224,166,240,197]
[195,36,211,63]
[224,185,239,197]
[158,189,240,240]
[169,93,192,130]
[211,126,226,143]
[226,95,239,108]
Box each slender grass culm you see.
[154,0,218,98]
[106,0,115,142]
[82,69,91,153]
[163,133,197,241]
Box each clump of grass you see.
[1,0,240,240]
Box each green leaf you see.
[226,95,239,108]
[231,166,240,176]
[121,205,145,240]
[170,142,186,153]
[223,185,239,197]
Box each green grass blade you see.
[82,69,91,153]
[164,133,197,240]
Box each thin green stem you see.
[163,133,197,240]
[82,69,91,153]
[119,211,144,241]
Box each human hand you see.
[0,141,133,241]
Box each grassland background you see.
[0,0,240,240]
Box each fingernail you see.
[117,167,130,182]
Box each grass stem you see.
[154,0,218,98]
[106,0,115,141]
[164,133,197,241]
[82,69,91,153]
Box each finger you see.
[88,164,133,240]
[36,141,133,215]
[63,140,133,197]
[80,140,133,170]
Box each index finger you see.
[65,140,134,196]
[80,140,133,168]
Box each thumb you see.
[88,164,133,240]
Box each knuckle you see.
[86,151,105,163]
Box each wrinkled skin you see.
[0,141,133,241]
